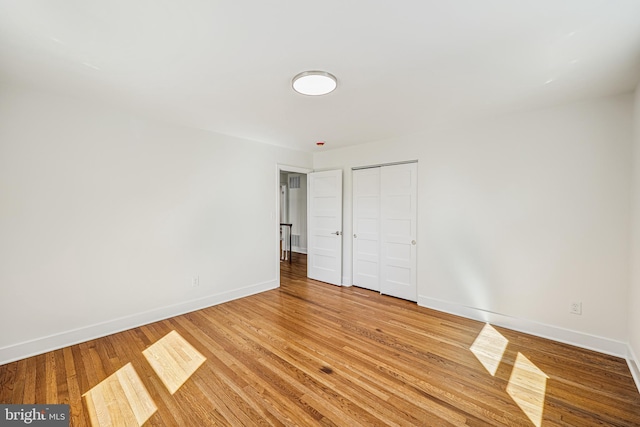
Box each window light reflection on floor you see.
[83,330,206,427]
[83,362,157,427]
[507,352,549,427]
[470,323,549,426]
[142,330,207,394]
[470,323,509,376]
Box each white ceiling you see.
[1,1,640,152]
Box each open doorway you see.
[277,165,311,283]
[280,171,307,260]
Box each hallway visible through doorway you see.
[280,252,307,282]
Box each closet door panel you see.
[380,163,417,301]
[352,168,380,291]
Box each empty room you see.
[1,1,640,426]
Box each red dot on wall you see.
[316,141,325,146]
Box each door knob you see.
[411,240,416,245]
[332,231,342,235]
[353,234,357,238]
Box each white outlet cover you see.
[570,302,582,315]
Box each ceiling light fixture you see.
[292,71,337,96]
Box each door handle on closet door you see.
[331,231,342,235]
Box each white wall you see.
[630,84,640,385]
[0,84,312,364]
[314,93,633,355]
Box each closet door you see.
[380,163,417,301]
[352,168,380,291]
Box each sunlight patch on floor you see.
[143,330,206,394]
[470,324,550,426]
[83,362,157,427]
[506,352,549,427]
[470,323,509,376]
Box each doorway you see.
[277,165,311,284]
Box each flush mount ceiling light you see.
[292,71,337,96]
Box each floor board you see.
[1,253,639,426]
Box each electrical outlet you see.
[570,301,582,315]
[191,276,199,287]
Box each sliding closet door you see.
[380,163,417,301]
[352,168,380,291]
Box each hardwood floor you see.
[2,253,640,426]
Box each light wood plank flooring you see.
[1,253,640,426]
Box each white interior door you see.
[352,168,380,291]
[307,169,343,286]
[380,163,417,301]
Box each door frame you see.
[276,164,312,287]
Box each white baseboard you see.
[292,248,307,254]
[342,276,352,287]
[418,296,628,358]
[628,345,640,393]
[0,279,278,366]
